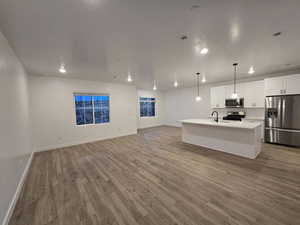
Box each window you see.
[74,94,109,125]
[140,97,155,117]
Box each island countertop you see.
[180,119,262,129]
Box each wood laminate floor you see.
[9,126,300,225]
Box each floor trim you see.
[34,131,138,152]
[2,151,34,225]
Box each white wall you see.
[29,76,138,151]
[0,31,32,224]
[137,90,165,129]
[164,84,265,127]
[164,85,212,127]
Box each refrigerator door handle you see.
[282,97,286,127]
[265,127,300,133]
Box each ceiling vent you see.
[273,32,282,37]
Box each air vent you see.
[190,5,200,10]
[273,32,282,37]
[180,35,188,40]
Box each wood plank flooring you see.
[9,126,300,225]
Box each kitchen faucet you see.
[211,111,219,122]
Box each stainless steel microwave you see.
[225,98,244,108]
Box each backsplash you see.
[213,108,265,120]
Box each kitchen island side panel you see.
[182,123,261,159]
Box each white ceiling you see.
[0,0,300,90]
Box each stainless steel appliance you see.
[265,95,300,147]
[225,98,244,108]
[223,111,245,121]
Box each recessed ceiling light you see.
[59,64,66,74]
[273,32,282,37]
[200,48,209,55]
[248,66,255,74]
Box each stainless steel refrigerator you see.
[265,95,300,147]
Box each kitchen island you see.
[180,119,262,159]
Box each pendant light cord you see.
[234,65,236,94]
[196,73,200,96]
[233,63,238,94]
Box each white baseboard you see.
[138,124,164,129]
[2,152,34,225]
[34,131,138,152]
[163,122,182,127]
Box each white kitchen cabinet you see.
[264,77,285,96]
[224,83,246,99]
[244,80,264,108]
[236,82,246,99]
[210,86,225,108]
[211,80,264,109]
[264,74,300,96]
[224,84,233,99]
[285,74,300,95]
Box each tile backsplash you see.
[214,108,264,120]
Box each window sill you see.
[75,122,110,127]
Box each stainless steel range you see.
[265,95,300,147]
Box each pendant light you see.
[127,75,132,82]
[174,80,178,87]
[248,66,255,74]
[127,72,132,82]
[153,80,157,90]
[231,63,238,99]
[173,72,178,87]
[59,63,66,74]
[195,72,202,101]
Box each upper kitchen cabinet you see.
[285,74,300,95]
[224,83,246,99]
[210,80,264,109]
[236,82,247,99]
[264,76,285,96]
[224,84,234,99]
[265,74,300,96]
[210,86,225,108]
[244,80,264,108]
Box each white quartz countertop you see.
[180,119,262,129]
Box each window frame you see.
[139,97,156,117]
[73,93,110,126]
